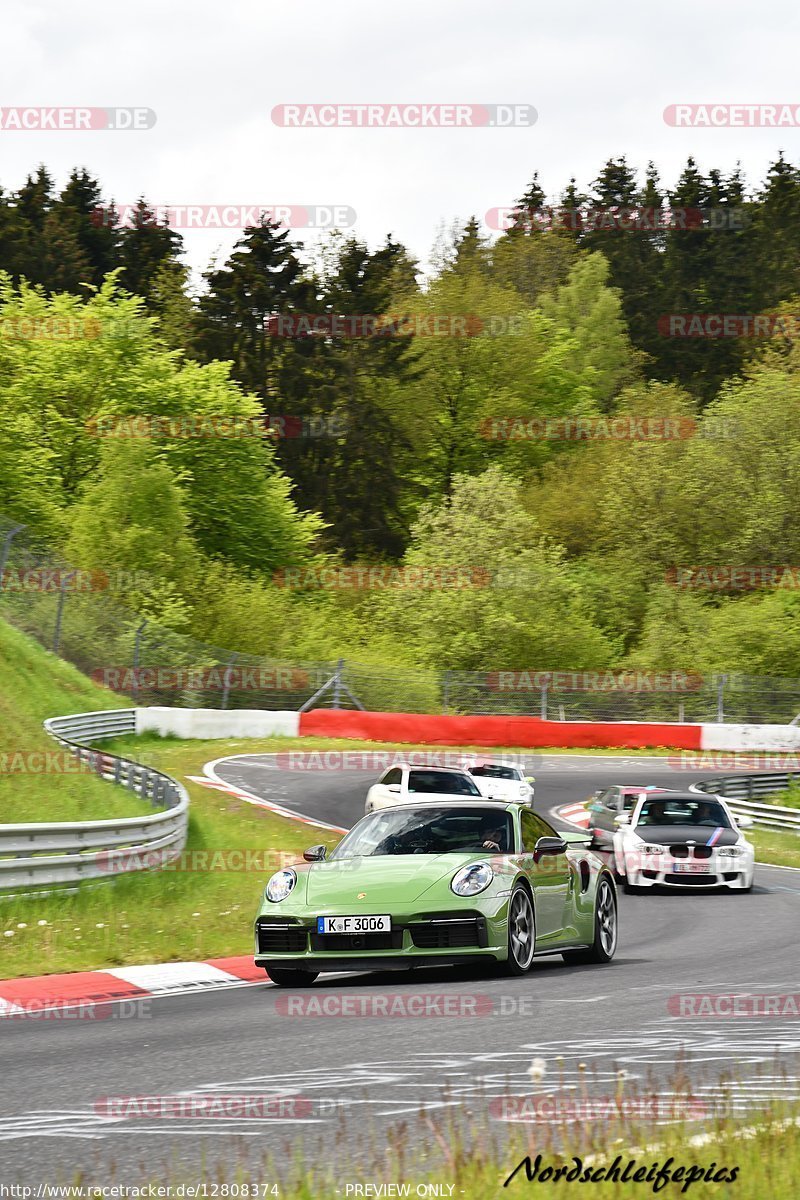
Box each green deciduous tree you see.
[369,467,614,671]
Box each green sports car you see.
[254,801,618,986]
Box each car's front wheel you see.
[265,967,319,987]
[562,877,617,965]
[504,885,536,975]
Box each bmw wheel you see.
[505,885,536,975]
[562,877,618,965]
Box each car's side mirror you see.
[387,783,401,794]
[614,813,631,826]
[736,815,753,829]
[303,844,327,862]
[533,836,567,861]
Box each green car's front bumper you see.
[254,901,511,974]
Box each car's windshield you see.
[330,806,514,858]
[470,765,518,780]
[636,797,731,828]
[407,769,481,796]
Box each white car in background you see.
[364,763,484,814]
[613,790,755,894]
[465,760,535,805]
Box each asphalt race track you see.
[2,753,799,1185]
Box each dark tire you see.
[562,877,618,965]
[504,884,536,976]
[265,967,319,987]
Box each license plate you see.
[672,862,712,873]
[317,915,391,934]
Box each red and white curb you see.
[0,955,264,1014]
[556,802,591,830]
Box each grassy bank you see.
[0,619,151,823]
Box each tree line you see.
[1,157,800,681]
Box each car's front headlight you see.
[451,862,493,897]
[639,843,665,856]
[717,847,745,858]
[265,868,297,902]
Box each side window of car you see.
[521,810,551,851]
[604,790,620,810]
[382,768,402,786]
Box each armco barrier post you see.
[717,675,727,724]
[221,652,238,710]
[0,523,25,591]
[53,571,76,654]
[132,620,149,701]
[333,658,344,709]
[540,680,549,721]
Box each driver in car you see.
[481,822,508,852]
[641,798,667,825]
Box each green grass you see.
[78,1095,800,1199]
[765,780,800,810]
[750,826,800,869]
[0,618,151,823]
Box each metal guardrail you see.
[693,775,800,832]
[0,709,189,891]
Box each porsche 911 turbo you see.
[254,801,618,986]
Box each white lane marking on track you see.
[201,756,347,832]
[5,1024,800,1140]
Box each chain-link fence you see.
[3,517,800,722]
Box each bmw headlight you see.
[639,844,665,856]
[717,847,745,858]
[451,862,493,897]
[266,868,297,902]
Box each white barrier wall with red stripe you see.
[296,709,800,753]
[131,706,800,752]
